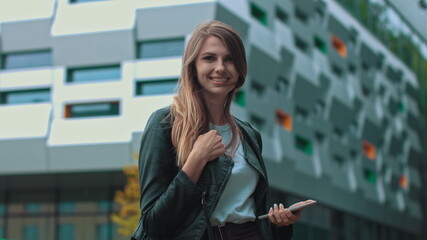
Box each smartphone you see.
[258,200,317,220]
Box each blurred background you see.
[0,0,426,239]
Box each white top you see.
[209,123,260,226]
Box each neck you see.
[203,95,228,125]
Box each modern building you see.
[0,0,426,239]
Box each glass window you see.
[23,225,39,240]
[58,202,75,215]
[138,39,185,59]
[98,201,112,212]
[135,79,177,96]
[58,224,75,240]
[2,51,52,70]
[0,203,5,216]
[65,102,119,118]
[96,223,111,240]
[67,65,121,83]
[70,0,106,3]
[26,202,41,214]
[250,3,268,25]
[0,88,50,105]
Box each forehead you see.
[198,35,230,55]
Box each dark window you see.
[0,88,50,104]
[26,203,42,214]
[69,0,106,3]
[58,202,75,214]
[23,225,40,240]
[2,51,52,69]
[67,65,121,83]
[275,7,288,24]
[234,90,245,107]
[65,101,119,118]
[251,3,268,25]
[58,224,75,240]
[295,135,312,155]
[135,79,177,96]
[138,39,185,59]
[97,223,114,240]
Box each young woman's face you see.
[195,35,238,101]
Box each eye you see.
[203,56,215,61]
[225,56,233,62]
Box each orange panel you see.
[276,110,292,131]
[362,140,376,160]
[332,35,347,58]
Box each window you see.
[138,39,185,59]
[59,202,75,215]
[314,36,327,54]
[275,7,288,24]
[65,101,119,118]
[363,168,376,184]
[26,202,41,214]
[58,224,75,240]
[69,0,106,3]
[0,88,50,105]
[295,135,312,155]
[294,36,309,54]
[98,201,112,212]
[2,51,52,70]
[135,79,177,96]
[0,203,5,216]
[67,65,121,83]
[234,90,245,107]
[251,3,268,25]
[97,223,113,240]
[23,225,40,240]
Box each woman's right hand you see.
[183,130,225,183]
[191,130,225,163]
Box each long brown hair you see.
[171,20,247,167]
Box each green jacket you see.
[131,107,292,240]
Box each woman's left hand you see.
[268,203,302,226]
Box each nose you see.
[215,60,226,73]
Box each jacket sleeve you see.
[133,109,204,239]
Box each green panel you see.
[250,3,267,26]
[234,90,246,107]
[364,168,376,184]
[398,102,405,113]
[295,135,312,155]
[314,36,327,54]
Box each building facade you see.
[0,0,426,239]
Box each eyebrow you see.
[200,52,232,57]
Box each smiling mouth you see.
[209,77,228,82]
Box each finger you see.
[272,203,283,224]
[268,207,277,224]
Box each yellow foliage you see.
[111,164,140,237]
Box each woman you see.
[131,20,305,240]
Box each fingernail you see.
[269,207,273,212]
[274,203,278,208]
[279,203,284,209]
